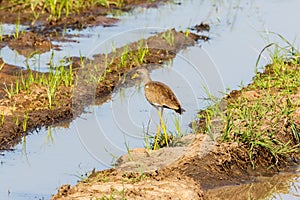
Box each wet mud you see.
[51,122,300,200]
[0,0,168,56]
[0,0,167,27]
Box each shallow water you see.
[206,170,300,200]
[1,0,300,199]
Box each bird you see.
[131,67,185,149]
[132,67,185,116]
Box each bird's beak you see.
[131,72,139,79]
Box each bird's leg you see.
[154,106,161,131]
[157,107,168,148]
[153,106,161,150]
[157,106,164,129]
[153,107,169,150]
[153,123,161,150]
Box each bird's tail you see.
[176,107,185,115]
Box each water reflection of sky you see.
[1,0,300,199]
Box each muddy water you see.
[1,0,300,199]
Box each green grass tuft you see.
[199,37,300,168]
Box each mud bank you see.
[0,0,172,57]
[0,0,168,28]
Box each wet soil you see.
[0,0,168,56]
[190,22,210,33]
[0,0,168,27]
[51,119,300,199]
[2,31,60,57]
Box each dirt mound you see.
[53,173,203,200]
[52,127,299,200]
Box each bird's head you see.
[131,67,152,83]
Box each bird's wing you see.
[145,81,181,110]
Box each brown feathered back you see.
[144,81,185,114]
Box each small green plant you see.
[143,120,152,151]
[0,112,4,126]
[22,113,29,132]
[13,14,21,39]
[3,0,128,23]
[0,62,4,71]
[1,55,74,113]
[190,120,198,133]
[21,135,28,159]
[29,0,41,24]
[45,126,54,144]
[136,40,149,64]
[119,45,129,68]
[184,28,190,38]
[153,110,169,150]
[96,0,124,8]
[124,136,133,161]
[46,0,70,21]
[197,86,224,140]
[172,115,182,138]
[161,29,175,46]
[3,83,15,99]
[223,38,299,168]
[0,22,3,42]
[109,0,124,8]
[46,68,60,109]
[100,171,109,183]
[134,170,146,183]
[123,170,146,183]
[104,147,119,168]
[95,0,111,8]
[13,115,19,126]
